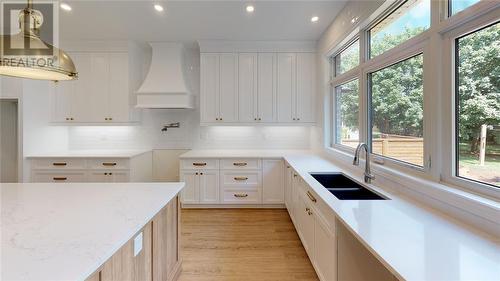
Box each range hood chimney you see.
[136,42,194,109]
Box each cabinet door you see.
[88,171,112,183]
[180,171,199,203]
[88,53,109,122]
[284,164,293,210]
[258,53,277,122]
[199,170,219,203]
[262,159,284,204]
[314,215,336,281]
[219,53,238,122]
[200,54,219,123]
[52,79,73,122]
[277,53,296,122]
[101,238,134,281]
[296,53,316,123]
[238,53,258,122]
[108,52,130,122]
[297,194,315,258]
[111,171,130,182]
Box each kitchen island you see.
[1,182,184,281]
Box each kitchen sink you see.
[310,173,387,200]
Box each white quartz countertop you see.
[26,149,151,158]
[1,182,184,281]
[283,155,500,281]
[179,149,314,158]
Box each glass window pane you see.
[335,79,359,148]
[335,40,360,76]
[450,0,480,15]
[456,22,500,187]
[369,54,424,166]
[369,0,430,58]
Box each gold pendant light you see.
[0,0,77,81]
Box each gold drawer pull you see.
[52,162,67,166]
[234,193,248,198]
[102,163,117,166]
[234,177,248,181]
[306,191,317,203]
[53,177,67,181]
[193,162,207,166]
[233,162,248,166]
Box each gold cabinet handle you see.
[306,191,317,203]
[233,162,248,166]
[102,162,117,166]
[293,174,298,178]
[193,162,207,166]
[234,177,248,181]
[52,162,67,166]
[234,194,248,198]
[53,177,67,181]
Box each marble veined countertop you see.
[1,182,184,281]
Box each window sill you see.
[323,147,500,234]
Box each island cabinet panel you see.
[153,197,181,281]
[85,196,180,281]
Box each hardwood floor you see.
[178,209,319,281]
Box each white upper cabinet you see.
[200,53,238,123]
[277,53,297,123]
[296,53,316,123]
[219,54,239,122]
[51,51,136,124]
[238,53,258,122]
[257,53,277,122]
[200,54,219,123]
[199,42,316,125]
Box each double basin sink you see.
[310,173,387,200]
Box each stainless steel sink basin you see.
[310,173,387,200]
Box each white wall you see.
[0,77,69,181]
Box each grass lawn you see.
[458,143,500,187]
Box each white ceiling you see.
[58,1,347,43]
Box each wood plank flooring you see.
[178,209,319,281]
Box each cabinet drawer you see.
[221,171,262,186]
[88,158,129,169]
[32,158,86,170]
[221,159,261,170]
[181,159,219,170]
[32,171,87,183]
[222,190,261,204]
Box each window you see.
[450,0,480,15]
[369,0,430,58]
[335,40,360,76]
[455,22,500,187]
[334,79,359,148]
[369,54,424,166]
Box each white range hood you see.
[136,42,194,109]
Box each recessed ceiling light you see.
[60,3,72,11]
[154,4,164,12]
[311,16,319,23]
[246,5,255,13]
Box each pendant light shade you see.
[0,1,77,81]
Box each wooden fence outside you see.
[341,138,424,166]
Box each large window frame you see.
[327,0,500,199]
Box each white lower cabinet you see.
[179,158,284,207]
[199,170,219,203]
[288,168,337,281]
[262,159,284,204]
[29,153,152,183]
[180,170,219,204]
